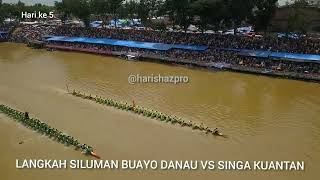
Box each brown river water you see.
[0,43,319,180]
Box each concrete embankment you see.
[225,65,320,82]
[140,54,320,83]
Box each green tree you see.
[107,0,124,27]
[292,0,310,7]
[27,3,50,13]
[287,6,311,33]
[90,0,109,15]
[0,3,14,21]
[124,0,138,22]
[148,0,163,18]
[191,0,228,32]
[0,1,26,21]
[164,0,195,31]
[54,0,72,23]
[226,0,256,33]
[251,0,278,33]
[13,0,26,19]
[134,0,163,27]
[55,0,91,26]
[286,0,312,33]
[72,0,91,26]
[0,0,3,24]
[150,21,166,31]
[23,3,54,20]
[90,0,110,26]
[137,0,150,25]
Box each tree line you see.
[0,0,314,33]
[53,0,280,32]
[0,0,53,20]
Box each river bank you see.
[44,43,320,83]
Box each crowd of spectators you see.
[5,24,320,78]
[9,25,55,43]
[46,41,320,75]
[8,24,320,54]
[0,23,15,32]
[52,26,320,55]
[0,23,16,40]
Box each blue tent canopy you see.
[45,36,208,51]
[45,35,320,63]
[221,48,320,63]
[0,31,8,39]
[269,52,320,62]
[239,49,271,58]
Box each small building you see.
[270,6,320,32]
